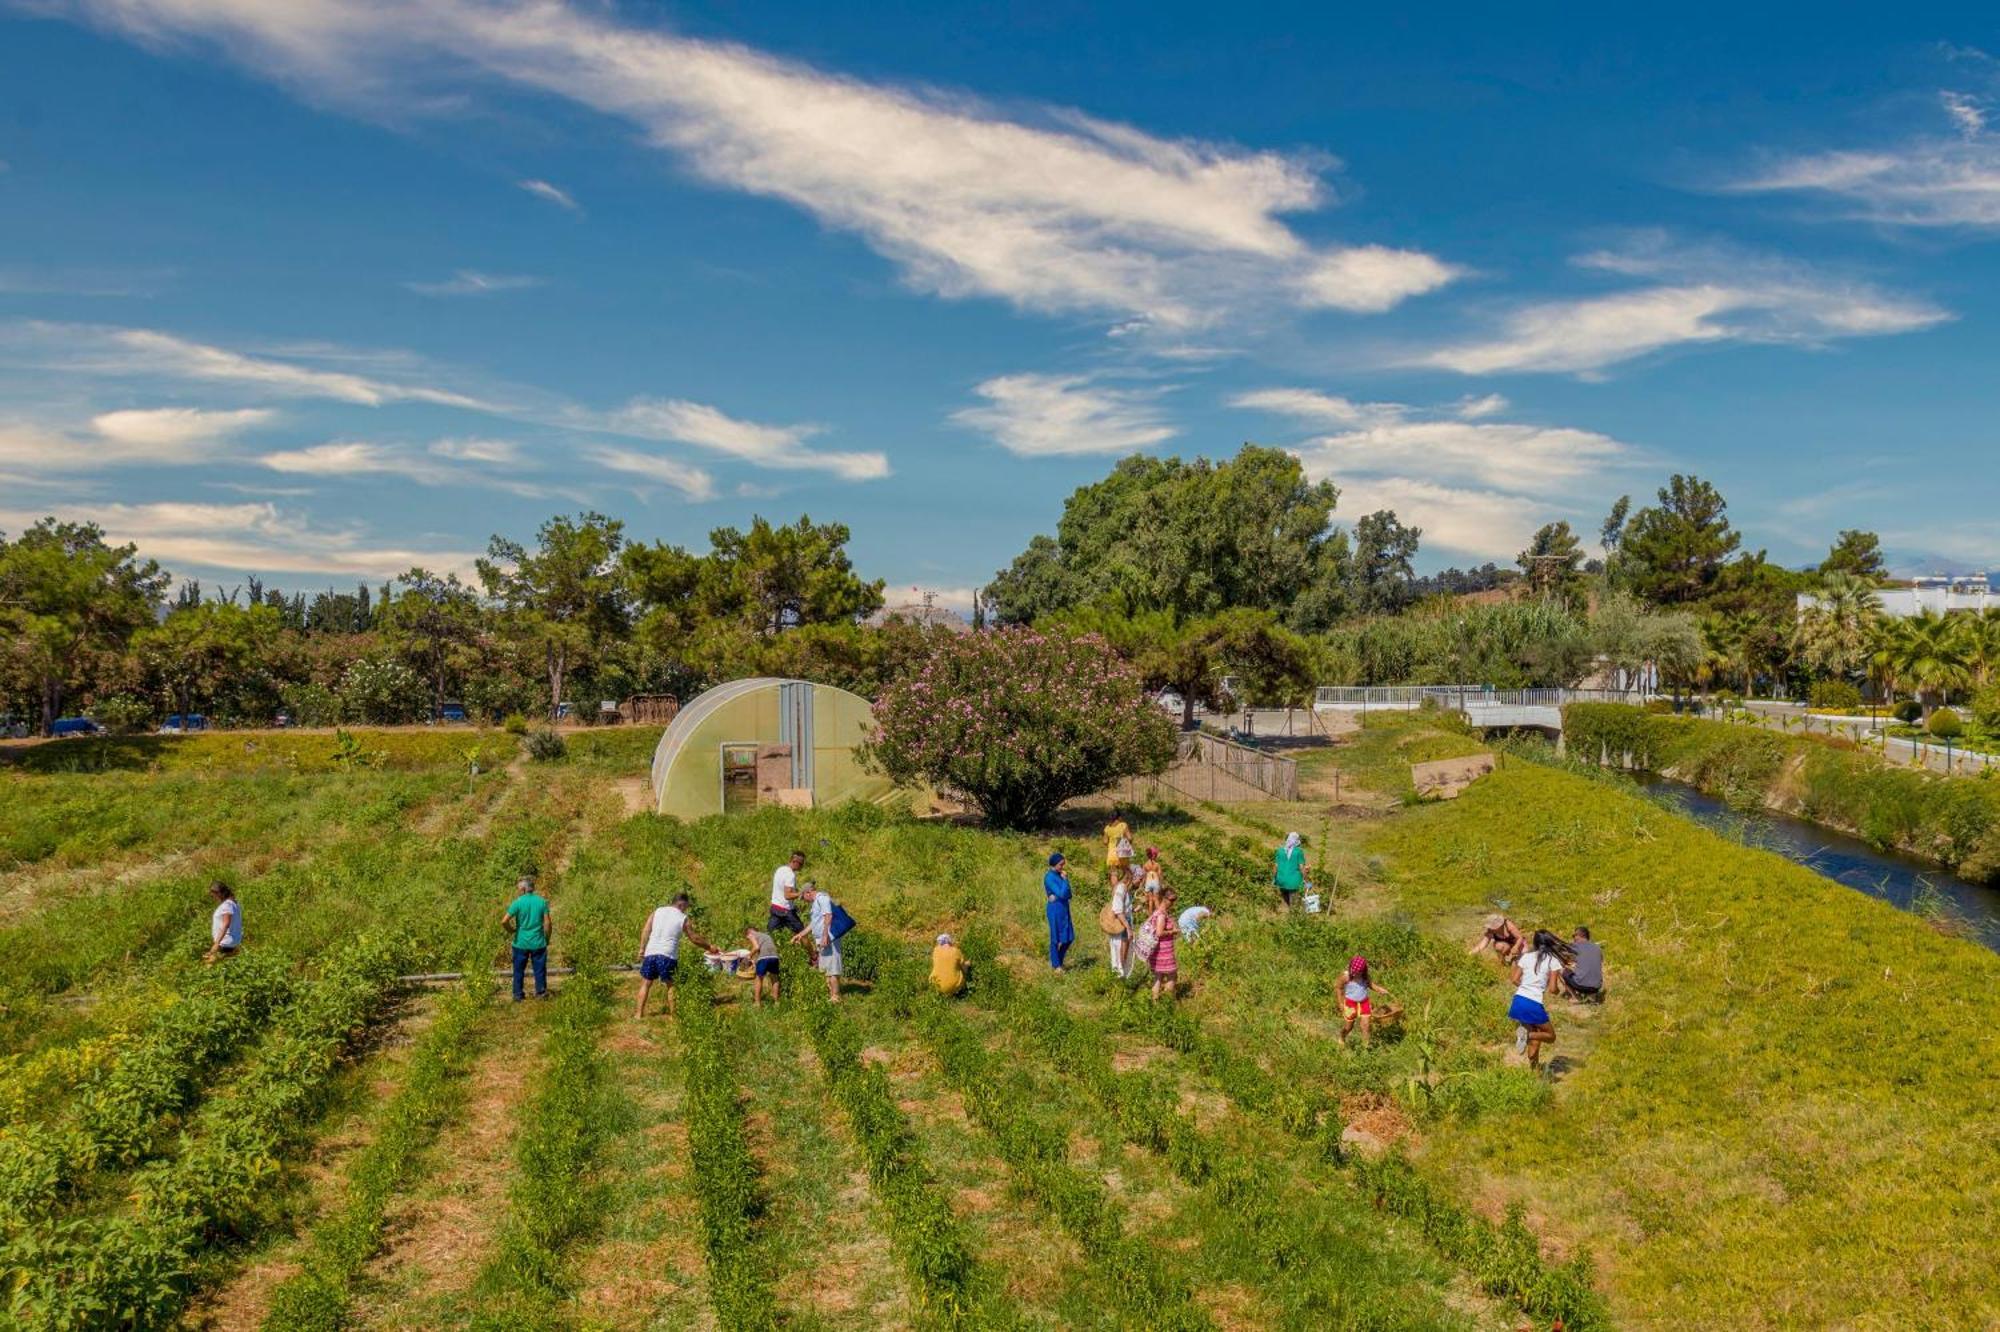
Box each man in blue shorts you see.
[635,892,713,1019]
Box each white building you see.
[1797,574,1997,620]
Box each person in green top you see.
[504,875,553,1001]
[1273,831,1308,910]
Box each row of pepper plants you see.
[466,965,618,1328]
[790,966,994,1329]
[676,964,780,1330]
[263,968,497,1331]
[882,960,1214,1332]
[0,950,297,1223]
[3,933,410,1330]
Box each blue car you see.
[436,703,469,724]
[50,717,104,738]
[159,714,209,734]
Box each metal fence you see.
[1312,685,1651,710]
[1113,730,1300,804]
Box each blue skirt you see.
[1046,900,1075,947]
[1508,994,1550,1027]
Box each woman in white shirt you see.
[205,882,241,963]
[1107,867,1137,978]
[1508,929,1572,1073]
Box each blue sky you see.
[4,3,1999,606]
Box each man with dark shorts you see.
[768,851,806,936]
[635,892,711,1019]
[1565,925,1605,1002]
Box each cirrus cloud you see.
[952,373,1177,457]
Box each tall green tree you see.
[135,601,275,725]
[1517,521,1586,602]
[478,512,628,719]
[0,519,168,734]
[382,569,484,719]
[1880,610,1972,719]
[1348,510,1421,613]
[982,445,1346,630]
[1620,475,1741,605]
[1819,530,1888,582]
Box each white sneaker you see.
[1514,1025,1528,1054]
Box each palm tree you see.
[1881,610,1973,720]
[1796,572,1881,683]
[1963,608,2000,689]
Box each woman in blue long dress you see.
[1043,852,1075,972]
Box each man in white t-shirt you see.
[635,892,713,1019]
[768,851,806,937]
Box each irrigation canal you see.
[1635,775,2000,951]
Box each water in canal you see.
[1634,774,2000,952]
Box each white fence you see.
[1313,685,1649,710]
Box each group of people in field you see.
[1468,914,1605,1071]
[1036,811,1215,1002]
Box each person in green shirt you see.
[504,875,553,1001]
[1273,832,1308,910]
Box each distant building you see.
[1797,574,1997,620]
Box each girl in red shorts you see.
[1339,955,1395,1048]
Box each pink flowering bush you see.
[867,627,1176,829]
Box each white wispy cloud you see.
[0,407,275,470]
[953,374,1177,457]
[517,178,581,212]
[1408,240,1946,376]
[258,440,446,480]
[1234,387,1638,559]
[0,500,482,579]
[7,322,490,407]
[585,446,717,501]
[58,0,1457,329]
[1729,85,2000,228]
[429,436,525,464]
[601,398,889,480]
[405,269,543,296]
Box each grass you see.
[5,701,1997,1329]
[1362,761,2000,1327]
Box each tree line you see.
[2,442,1984,736]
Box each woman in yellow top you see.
[930,932,966,995]
[1103,811,1134,887]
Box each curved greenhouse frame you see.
[648,677,899,819]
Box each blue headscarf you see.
[1047,851,1065,867]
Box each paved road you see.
[1725,700,1996,776]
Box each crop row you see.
[884,960,1214,1332]
[677,964,779,1331]
[264,969,497,1331]
[791,966,989,1329]
[0,952,297,1224]
[1146,829,1606,1330]
[467,966,617,1327]
[3,934,409,1330]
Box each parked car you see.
[1155,690,1185,714]
[158,714,209,735]
[554,701,576,721]
[435,702,470,724]
[51,717,105,738]
[273,712,293,728]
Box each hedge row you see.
[3,935,409,1330]
[263,971,496,1330]
[1563,703,2000,880]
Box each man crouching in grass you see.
[635,892,712,1019]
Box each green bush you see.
[522,728,567,762]
[89,694,154,735]
[1809,679,1864,712]
[1928,707,1964,739]
[502,712,530,735]
[1893,699,1923,724]
[1970,687,2000,734]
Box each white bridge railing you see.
[1312,685,1649,710]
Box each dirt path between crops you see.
[345,996,539,1325]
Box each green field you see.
[0,718,1992,1328]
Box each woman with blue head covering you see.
[1043,851,1075,972]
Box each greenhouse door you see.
[721,744,759,814]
